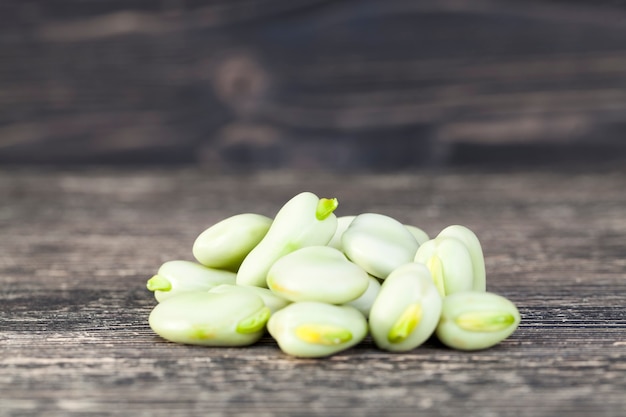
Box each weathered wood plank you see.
[1,167,625,416]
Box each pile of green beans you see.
[147,192,520,357]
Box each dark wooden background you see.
[1,0,626,170]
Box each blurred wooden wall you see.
[1,0,626,170]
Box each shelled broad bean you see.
[146,191,520,357]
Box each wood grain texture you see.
[1,0,626,167]
[1,167,625,416]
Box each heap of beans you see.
[147,192,520,357]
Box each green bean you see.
[404,225,430,246]
[237,192,338,288]
[330,217,428,251]
[146,260,236,302]
[436,291,520,351]
[327,215,356,250]
[193,213,272,271]
[344,275,381,318]
[438,225,486,292]
[267,246,369,304]
[369,262,442,352]
[148,291,270,346]
[342,213,419,279]
[414,236,474,297]
[267,301,367,357]
[208,284,291,314]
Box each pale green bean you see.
[438,225,486,292]
[148,291,270,346]
[146,260,236,302]
[267,246,369,304]
[369,263,442,352]
[436,291,520,351]
[342,213,419,279]
[193,213,272,271]
[327,215,356,250]
[404,224,430,246]
[414,236,474,297]
[237,192,338,288]
[208,284,291,314]
[344,275,381,318]
[267,302,367,357]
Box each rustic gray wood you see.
[0,167,624,416]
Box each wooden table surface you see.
[1,166,625,417]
